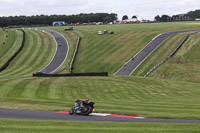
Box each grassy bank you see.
[0,119,200,133]
[0,29,18,67]
[133,33,189,76]
[1,23,200,130]
[0,29,56,77]
[149,33,200,82]
[46,22,200,75]
[0,76,200,120]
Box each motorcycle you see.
[69,99,95,116]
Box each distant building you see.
[121,18,138,24]
[96,22,103,25]
[52,21,66,26]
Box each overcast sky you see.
[0,0,199,20]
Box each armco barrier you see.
[0,29,25,72]
[33,72,108,77]
[144,34,190,77]
[70,37,81,73]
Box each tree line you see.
[155,9,200,22]
[0,13,118,26]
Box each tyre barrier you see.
[0,29,25,72]
[32,72,108,77]
[70,37,81,73]
[144,35,189,77]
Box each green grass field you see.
[149,32,200,82]
[0,29,18,67]
[45,22,200,74]
[133,33,189,76]
[0,29,56,77]
[0,119,200,133]
[0,76,200,120]
[1,22,200,132]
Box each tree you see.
[154,15,161,21]
[161,15,170,21]
[132,16,137,19]
[186,9,200,20]
[104,17,113,23]
[122,15,128,20]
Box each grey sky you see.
[0,0,199,20]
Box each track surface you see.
[39,29,68,74]
[0,108,200,123]
[115,29,200,76]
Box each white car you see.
[98,31,103,35]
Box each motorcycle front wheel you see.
[82,106,93,116]
[69,108,74,115]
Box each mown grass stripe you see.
[7,79,32,98]
[0,30,17,59]
[0,30,18,60]
[0,30,56,77]
[0,30,23,70]
[20,30,55,75]
[17,30,43,74]
[36,79,52,99]
[1,119,200,133]
[21,79,43,99]
[48,79,63,100]
[7,30,41,76]
[0,30,35,77]
[0,79,25,98]
[31,31,53,70]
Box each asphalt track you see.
[39,29,69,74]
[0,108,200,123]
[115,29,200,76]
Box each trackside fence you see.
[33,72,108,77]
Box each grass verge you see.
[149,33,200,82]
[0,118,200,133]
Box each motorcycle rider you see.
[69,99,94,115]
[74,99,87,113]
